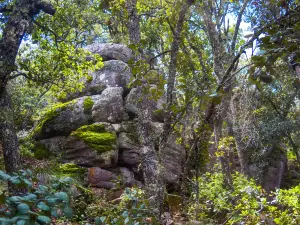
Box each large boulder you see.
[33,88,128,140]
[162,135,186,186]
[89,60,132,89]
[125,86,165,122]
[63,123,118,168]
[86,43,133,63]
[32,98,89,140]
[88,167,117,189]
[116,121,186,186]
[92,87,128,123]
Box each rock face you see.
[86,43,133,63]
[33,43,185,191]
[92,87,128,123]
[125,86,165,122]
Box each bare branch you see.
[230,0,251,53]
[149,50,172,64]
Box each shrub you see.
[94,187,157,225]
[188,172,300,225]
[0,169,74,224]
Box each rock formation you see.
[31,43,186,191]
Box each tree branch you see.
[0,5,13,13]
[149,50,172,64]
[230,0,251,53]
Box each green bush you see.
[93,187,157,225]
[188,172,300,225]
[0,169,74,225]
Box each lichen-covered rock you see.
[32,99,84,140]
[112,120,138,134]
[115,121,185,187]
[151,122,186,186]
[118,132,139,150]
[111,167,142,187]
[86,43,133,63]
[125,86,165,122]
[63,123,118,168]
[162,135,186,186]
[92,87,129,123]
[90,60,132,89]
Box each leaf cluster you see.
[0,170,74,225]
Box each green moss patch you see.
[83,97,94,113]
[71,124,117,153]
[86,75,93,83]
[58,163,87,178]
[31,100,77,138]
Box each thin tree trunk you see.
[125,0,163,218]
[160,0,195,149]
[230,94,250,175]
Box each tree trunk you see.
[125,0,163,218]
[158,0,194,218]
[262,145,286,193]
[0,0,55,173]
[0,85,21,173]
[161,0,195,149]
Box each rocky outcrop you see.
[32,43,185,191]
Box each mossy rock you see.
[70,123,117,153]
[31,100,77,138]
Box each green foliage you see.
[70,124,117,153]
[93,187,157,225]
[19,137,36,158]
[0,170,74,225]
[8,79,55,131]
[188,172,300,225]
[15,0,104,100]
